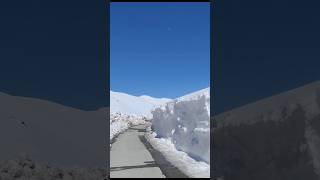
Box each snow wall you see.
[151,88,210,163]
[110,112,146,141]
[213,81,320,180]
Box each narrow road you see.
[110,124,166,178]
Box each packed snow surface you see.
[110,91,171,118]
[151,88,210,164]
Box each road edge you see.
[139,132,190,178]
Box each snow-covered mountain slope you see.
[110,91,171,117]
[0,92,107,168]
[151,87,210,166]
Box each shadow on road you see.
[129,127,146,132]
[110,161,158,172]
[138,135,189,178]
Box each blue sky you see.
[0,0,107,110]
[214,0,320,113]
[110,2,210,99]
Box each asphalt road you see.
[110,124,166,178]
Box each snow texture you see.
[146,127,210,178]
[151,88,210,164]
[110,91,171,143]
[110,112,146,141]
[110,88,210,177]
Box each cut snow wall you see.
[151,90,210,163]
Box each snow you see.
[151,87,210,164]
[0,92,107,168]
[110,91,171,118]
[146,127,210,178]
[110,88,210,177]
[177,87,209,102]
[110,91,171,143]
[110,112,146,141]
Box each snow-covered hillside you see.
[0,92,107,168]
[110,91,171,118]
[110,91,171,143]
[149,87,210,178]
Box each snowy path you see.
[110,124,166,178]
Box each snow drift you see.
[151,88,210,164]
[110,112,146,141]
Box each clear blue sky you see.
[110,2,210,99]
[214,0,320,113]
[0,0,107,110]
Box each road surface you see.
[110,124,166,178]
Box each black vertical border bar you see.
[210,0,215,179]
[106,0,110,176]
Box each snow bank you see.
[151,88,210,164]
[146,128,210,178]
[110,90,171,143]
[213,81,320,180]
[110,112,146,141]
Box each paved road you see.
[110,124,165,178]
